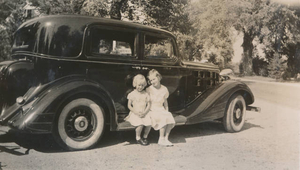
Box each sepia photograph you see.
[0,0,299,169]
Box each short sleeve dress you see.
[146,85,175,130]
[124,90,152,126]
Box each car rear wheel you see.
[223,94,246,132]
[53,98,105,150]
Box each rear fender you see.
[183,80,254,124]
[0,60,36,113]
[8,75,116,133]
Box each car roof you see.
[17,14,175,37]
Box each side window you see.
[88,27,135,58]
[144,35,176,62]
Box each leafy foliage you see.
[0,0,300,79]
[259,3,300,78]
[0,0,27,61]
[188,0,233,67]
[267,53,286,79]
[226,0,274,75]
[0,26,11,61]
[252,55,268,76]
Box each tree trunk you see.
[240,30,254,76]
[294,43,300,75]
[110,0,128,20]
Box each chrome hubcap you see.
[74,116,88,132]
[235,108,241,119]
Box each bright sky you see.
[232,34,243,63]
[272,0,300,5]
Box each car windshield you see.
[13,21,84,57]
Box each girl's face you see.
[149,74,160,87]
[136,82,145,92]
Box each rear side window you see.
[144,34,176,62]
[13,22,84,57]
[88,27,136,59]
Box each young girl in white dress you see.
[146,69,175,146]
[125,74,152,146]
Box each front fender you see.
[6,75,116,133]
[183,80,254,124]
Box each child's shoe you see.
[142,138,149,145]
[164,139,173,146]
[137,139,147,146]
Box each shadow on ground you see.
[0,121,262,154]
[0,129,63,155]
[96,121,262,148]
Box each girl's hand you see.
[138,112,145,118]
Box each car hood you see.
[181,61,220,72]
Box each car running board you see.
[117,115,187,131]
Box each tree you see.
[227,0,275,75]
[285,42,300,77]
[0,0,27,61]
[175,32,201,61]
[29,0,76,14]
[267,53,286,79]
[252,55,268,76]
[188,0,233,66]
[283,6,300,76]
[0,26,11,61]
[260,2,300,77]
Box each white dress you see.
[124,90,152,126]
[146,85,175,130]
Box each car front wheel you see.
[223,94,246,132]
[53,98,105,150]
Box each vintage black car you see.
[0,15,259,150]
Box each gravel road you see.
[0,79,299,170]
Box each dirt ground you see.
[0,79,299,170]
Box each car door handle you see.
[132,66,141,70]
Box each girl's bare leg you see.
[135,126,143,140]
[158,126,166,145]
[143,126,151,139]
[164,124,174,146]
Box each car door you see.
[85,25,143,114]
[140,32,185,112]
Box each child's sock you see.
[158,137,165,145]
[136,136,141,140]
[158,137,165,142]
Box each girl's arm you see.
[128,99,138,115]
[163,99,169,111]
[143,101,151,116]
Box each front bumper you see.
[246,106,261,112]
